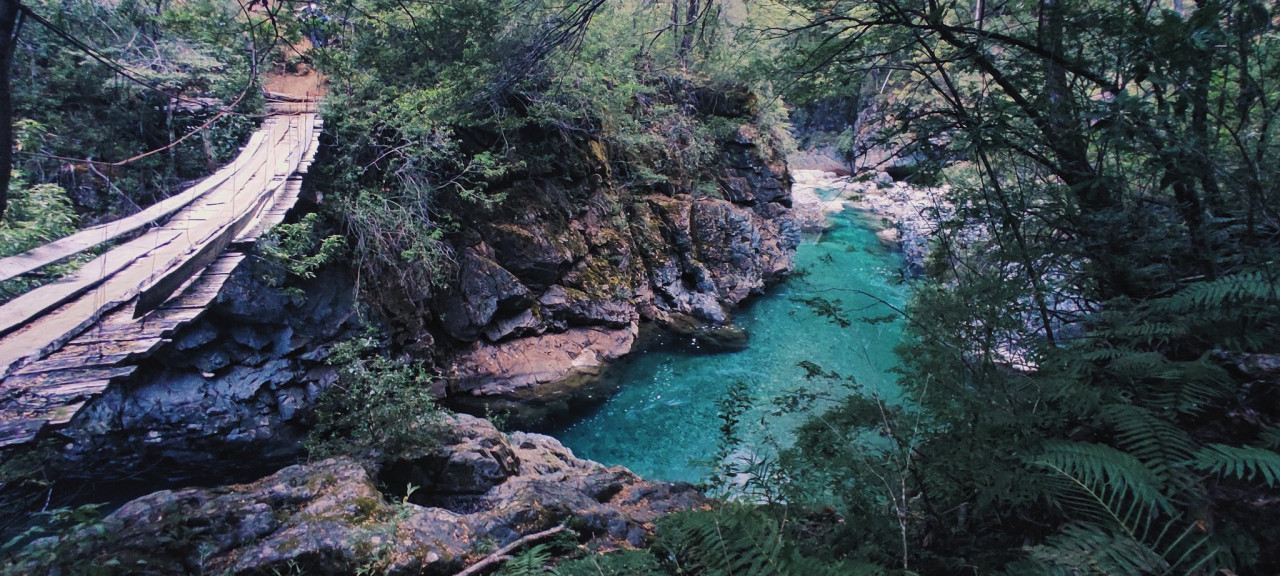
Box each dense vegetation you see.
[0,0,266,300]
[1,0,1277,574]
[305,0,1280,572]
[765,1,1280,574]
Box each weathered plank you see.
[0,108,317,448]
[0,115,315,378]
[0,130,271,283]
[2,366,138,390]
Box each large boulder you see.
[447,325,638,426]
[8,415,707,576]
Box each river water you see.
[551,191,908,483]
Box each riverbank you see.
[791,169,947,276]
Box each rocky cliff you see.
[433,124,798,425]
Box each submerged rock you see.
[9,415,706,575]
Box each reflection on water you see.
[549,205,908,483]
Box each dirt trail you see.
[262,37,326,100]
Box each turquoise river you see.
[551,201,909,483]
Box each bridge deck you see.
[0,107,321,448]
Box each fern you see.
[1028,442,1218,576]
[497,543,553,576]
[1110,321,1190,346]
[1192,444,1280,487]
[1152,270,1278,312]
[1099,405,1196,492]
[551,551,666,576]
[1258,426,1280,450]
[1015,520,1214,576]
[1035,441,1173,517]
[654,504,844,576]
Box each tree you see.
[775,0,1280,572]
[0,0,19,219]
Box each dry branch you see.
[452,525,567,576]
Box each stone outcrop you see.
[47,262,362,484]
[433,123,799,422]
[9,415,706,576]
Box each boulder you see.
[8,415,707,576]
[438,248,532,341]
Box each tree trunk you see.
[0,0,18,220]
[680,0,699,59]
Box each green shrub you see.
[305,335,446,460]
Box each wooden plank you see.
[0,111,320,449]
[129,118,304,315]
[0,229,184,337]
[36,380,111,402]
[51,338,166,360]
[0,115,311,377]
[133,173,284,316]
[0,129,271,283]
[2,366,137,390]
[11,353,131,375]
[0,419,46,448]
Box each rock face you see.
[49,262,362,483]
[18,84,797,483]
[9,415,706,576]
[433,123,799,423]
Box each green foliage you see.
[258,212,345,299]
[0,503,197,576]
[1192,445,1280,487]
[551,550,666,576]
[1019,454,1218,576]
[311,0,799,303]
[0,178,77,257]
[654,504,850,576]
[0,176,87,299]
[305,335,446,460]
[771,0,1280,571]
[497,543,554,576]
[1035,441,1174,517]
[1010,520,1215,576]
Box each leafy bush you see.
[0,178,77,257]
[304,335,446,460]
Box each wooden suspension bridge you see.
[0,96,322,449]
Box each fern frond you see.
[655,504,842,576]
[1258,426,1280,450]
[1035,441,1174,518]
[1099,405,1197,493]
[1192,444,1280,487]
[1152,270,1278,313]
[497,544,553,576]
[1028,521,1165,575]
[1018,520,1215,576]
[1130,357,1233,415]
[1111,321,1189,346]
